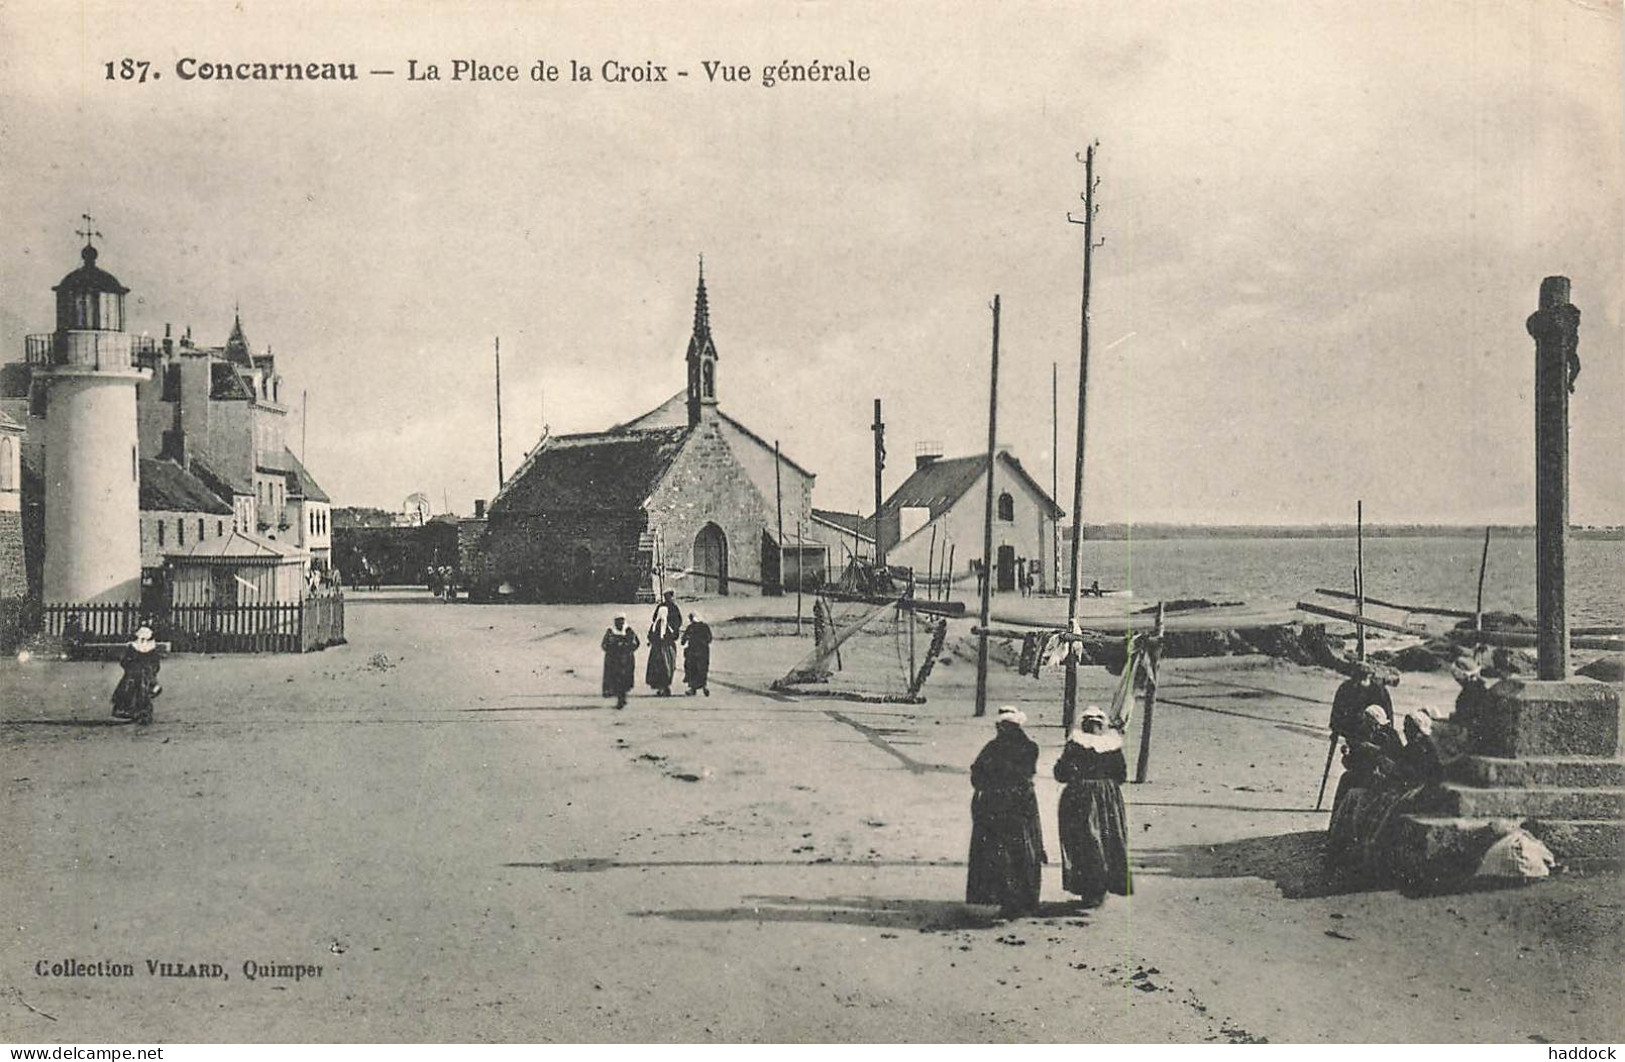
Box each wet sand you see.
[2,590,1620,1043]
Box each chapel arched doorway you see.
[694,523,729,595]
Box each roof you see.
[210,361,253,400]
[259,447,331,503]
[190,459,251,498]
[139,459,234,515]
[167,528,305,563]
[224,313,254,367]
[881,452,1064,521]
[490,425,692,516]
[53,246,129,297]
[811,508,875,542]
[613,391,815,479]
[0,408,23,433]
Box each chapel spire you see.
[685,256,719,426]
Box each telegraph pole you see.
[1051,361,1059,594]
[872,399,886,568]
[775,440,785,596]
[1062,142,1102,734]
[495,337,505,490]
[974,295,1001,718]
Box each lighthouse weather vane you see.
[76,213,101,247]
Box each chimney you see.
[915,440,943,470]
[163,322,173,356]
[474,499,487,519]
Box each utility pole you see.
[974,295,1001,718]
[1051,361,1059,594]
[774,440,785,597]
[872,399,886,568]
[1062,141,1102,734]
[495,337,505,490]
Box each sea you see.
[1073,535,1625,628]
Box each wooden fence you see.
[40,593,346,654]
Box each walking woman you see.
[681,611,712,696]
[601,614,640,709]
[1053,705,1132,907]
[966,705,1047,917]
[111,625,162,726]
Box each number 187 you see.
[104,59,154,83]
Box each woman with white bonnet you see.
[1052,704,1132,907]
[111,625,162,726]
[600,613,641,710]
[966,705,1047,917]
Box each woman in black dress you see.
[1053,705,1132,907]
[681,611,712,696]
[601,614,641,709]
[111,626,161,726]
[966,705,1047,917]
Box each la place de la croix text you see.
[107,56,871,88]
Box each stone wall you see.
[0,509,26,650]
[482,510,649,602]
[646,418,774,596]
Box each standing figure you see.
[1053,705,1132,907]
[1016,557,1029,597]
[966,705,1047,917]
[601,614,641,709]
[681,611,713,697]
[645,589,683,696]
[111,625,162,726]
[1329,662,1394,742]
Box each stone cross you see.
[1525,276,1580,680]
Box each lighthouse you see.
[28,224,150,603]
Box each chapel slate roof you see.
[139,459,235,515]
[490,426,693,516]
[881,453,1064,520]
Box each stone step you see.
[1453,755,1625,789]
[1431,783,1625,820]
[1399,814,1625,868]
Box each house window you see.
[997,492,1015,522]
[702,361,714,399]
[217,520,224,536]
[177,519,185,546]
[198,518,204,540]
[157,520,165,547]
[0,437,13,491]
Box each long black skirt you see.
[645,643,676,689]
[684,646,710,690]
[1057,779,1132,903]
[966,785,1047,914]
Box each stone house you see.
[482,265,817,602]
[875,446,1063,593]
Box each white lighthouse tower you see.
[29,223,150,603]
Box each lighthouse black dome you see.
[53,245,130,297]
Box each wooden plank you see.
[1295,601,1418,634]
[1313,587,1475,619]
[1462,629,1623,652]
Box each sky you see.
[1,0,1621,525]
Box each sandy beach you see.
[2,590,1620,1043]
